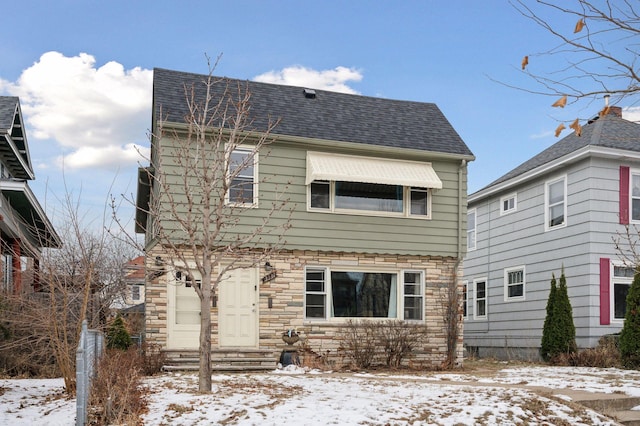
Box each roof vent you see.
[303,88,316,99]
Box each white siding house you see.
[464,106,640,359]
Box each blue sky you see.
[0,0,631,233]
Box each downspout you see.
[450,159,466,367]
[457,159,466,264]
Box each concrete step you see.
[578,396,640,412]
[163,349,277,372]
[571,394,640,426]
[614,409,640,426]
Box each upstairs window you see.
[545,176,566,230]
[631,170,640,222]
[309,181,432,218]
[227,148,257,206]
[410,188,429,216]
[131,285,141,301]
[467,209,476,250]
[335,181,403,212]
[306,152,440,219]
[500,193,517,215]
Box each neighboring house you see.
[464,105,640,360]
[121,255,145,308]
[136,68,474,369]
[0,97,60,293]
[119,256,145,342]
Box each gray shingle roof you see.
[0,97,19,132]
[153,68,474,157]
[475,111,640,193]
[0,96,33,180]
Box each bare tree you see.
[508,1,640,132]
[139,57,292,392]
[0,190,139,394]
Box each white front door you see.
[167,272,201,349]
[218,267,258,348]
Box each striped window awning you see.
[305,151,442,189]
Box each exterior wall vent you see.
[303,89,316,99]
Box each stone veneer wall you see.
[144,248,464,369]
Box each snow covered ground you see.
[1,362,639,425]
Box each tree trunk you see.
[198,281,212,392]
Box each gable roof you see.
[470,109,640,202]
[0,97,34,180]
[152,68,474,159]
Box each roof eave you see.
[469,145,639,204]
[156,119,476,162]
[0,180,61,248]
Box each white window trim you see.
[500,192,517,215]
[131,285,141,301]
[462,280,468,319]
[303,266,426,322]
[503,265,526,302]
[304,266,328,321]
[467,208,476,251]
[630,168,640,223]
[544,175,567,231]
[225,146,259,207]
[307,181,433,220]
[402,270,425,322]
[611,262,634,323]
[473,278,487,320]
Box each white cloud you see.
[1,51,152,170]
[623,106,640,122]
[530,129,554,139]
[0,55,362,170]
[58,143,150,169]
[254,65,363,94]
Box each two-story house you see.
[136,68,474,369]
[0,97,60,293]
[464,105,640,360]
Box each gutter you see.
[469,145,640,204]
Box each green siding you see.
[155,137,468,257]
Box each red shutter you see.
[620,166,630,224]
[600,258,610,325]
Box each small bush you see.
[106,314,132,351]
[540,270,577,361]
[88,348,146,425]
[379,320,427,368]
[552,336,621,368]
[338,319,427,369]
[139,342,166,376]
[298,340,332,370]
[338,319,379,369]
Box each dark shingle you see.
[152,68,474,157]
[0,97,19,132]
[476,112,640,192]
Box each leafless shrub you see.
[298,339,332,370]
[338,319,428,369]
[338,319,379,369]
[551,336,621,368]
[88,348,146,425]
[379,320,428,368]
[139,342,166,376]
[0,292,59,377]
